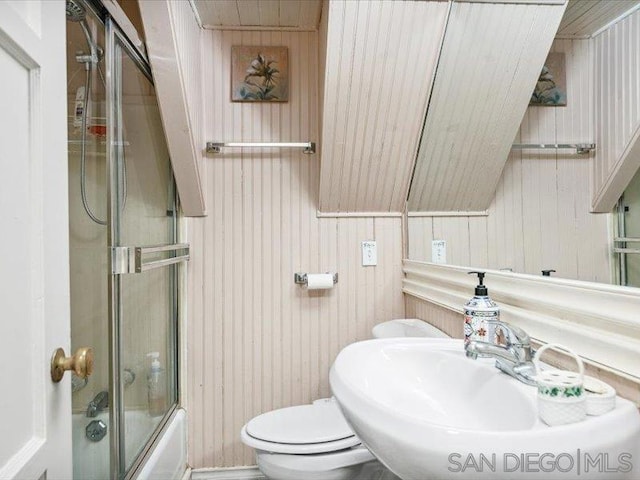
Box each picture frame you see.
[530,52,567,106]
[231,46,289,102]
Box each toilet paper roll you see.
[306,273,334,290]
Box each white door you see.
[0,1,73,479]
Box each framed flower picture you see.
[231,46,289,102]
[530,52,567,106]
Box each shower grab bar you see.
[111,243,190,274]
[511,143,595,154]
[614,237,640,243]
[206,141,316,154]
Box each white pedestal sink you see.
[330,338,640,479]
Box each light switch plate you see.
[432,240,446,264]
[362,241,377,266]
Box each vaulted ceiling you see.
[558,0,640,37]
[192,0,640,35]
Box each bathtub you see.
[72,408,187,480]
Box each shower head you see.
[66,0,86,22]
[66,0,103,64]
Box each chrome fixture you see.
[72,373,89,393]
[123,368,136,387]
[511,143,595,154]
[86,390,109,418]
[86,419,108,442]
[206,141,316,154]
[111,243,190,274]
[613,237,640,254]
[465,320,537,386]
[294,272,338,285]
[66,0,103,64]
[66,0,113,226]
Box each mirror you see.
[407,3,640,288]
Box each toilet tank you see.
[372,319,449,339]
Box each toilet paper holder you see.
[294,272,339,285]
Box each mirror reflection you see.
[407,4,640,289]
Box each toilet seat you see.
[241,401,361,455]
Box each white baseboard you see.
[191,466,265,480]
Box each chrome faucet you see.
[86,391,109,417]
[465,321,537,386]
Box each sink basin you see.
[330,338,640,479]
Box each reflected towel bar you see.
[614,238,640,255]
[206,141,316,154]
[511,143,595,154]
[111,243,190,274]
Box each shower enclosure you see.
[66,1,185,478]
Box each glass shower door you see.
[107,20,181,478]
[66,3,111,479]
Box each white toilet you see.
[241,319,447,480]
[372,318,449,339]
[241,398,391,480]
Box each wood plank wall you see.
[186,29,405,468]
[140,0,206,215]
[404,295,462,339]
[408,39,612,283]
[317,0,449,213]
[592,8,640,211]
[407,0,567,212]
[169,0,204,160]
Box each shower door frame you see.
[104,14,181,480]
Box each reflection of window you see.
[615,168,640,287]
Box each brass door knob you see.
[51,347,94,383]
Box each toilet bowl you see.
[240,398,394,480]
[242,318,442,480]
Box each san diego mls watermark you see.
[448,450,633,475]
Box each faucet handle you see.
[486,320,530,346]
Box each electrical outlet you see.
[432,240,446,264]
[362,241,377,266]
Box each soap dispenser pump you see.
[464,271,500,349]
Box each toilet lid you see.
[246,402,355,445]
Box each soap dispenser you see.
[464,271,500,349]
[146,352,166,417]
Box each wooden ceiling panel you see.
[193,0,322,29]
[557,0,640,37]
[407,0,568,212]
[318,0,450,213]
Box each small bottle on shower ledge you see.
[146,352,166,417]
